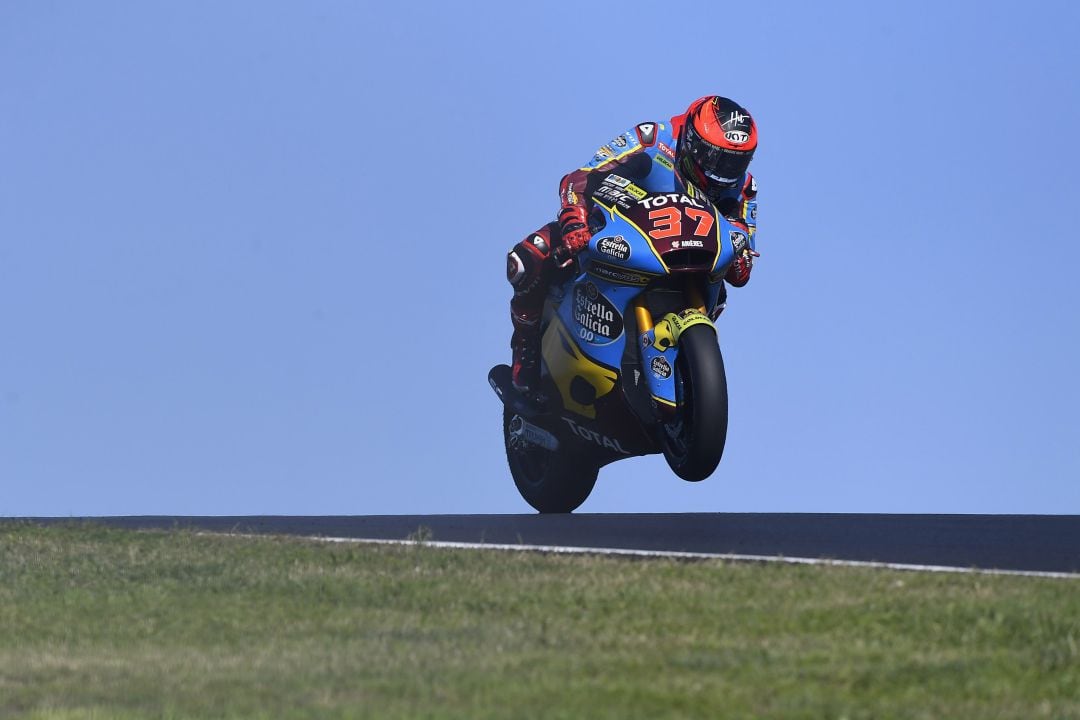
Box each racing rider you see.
[505,95,760,394]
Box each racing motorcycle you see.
[489,175,748,513]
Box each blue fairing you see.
[552,160,741,408]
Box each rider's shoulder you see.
[584,121,660,169]
[629,121,663,148]
[605,120,671,149]
[629,121,677,162]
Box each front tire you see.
[504,408,598,513]
[660,324,728,481]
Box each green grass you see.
[1,523,1077,719]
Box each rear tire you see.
[660,324,728,481]
[504,408,598,513]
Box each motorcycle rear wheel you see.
[660,324,728,481]
[504,407,598,513]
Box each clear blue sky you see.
[2,1,1078,515]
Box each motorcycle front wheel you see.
[660,323,729,481]
[504,407,598,513]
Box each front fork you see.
[633,285,714,415]
[632,283,706,333]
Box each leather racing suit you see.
[506,108,759,387]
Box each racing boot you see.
[507,230,554,396]
[510,324,541,396]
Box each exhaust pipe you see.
[508,415,559,452]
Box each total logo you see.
[636,193,704,210]
[561,417,631,455]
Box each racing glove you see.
[725,247,759,287]
[554,205,592,268]
[725,219,758,287]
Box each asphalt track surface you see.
[15,514,1080,575]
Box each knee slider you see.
[507,230,553,289]
[507,247,543,293]
[507,250,527,286]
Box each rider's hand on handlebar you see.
[554,227,592,268]
[725,247,759,287]
[557,205,591,266]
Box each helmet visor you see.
[684,119,754,186]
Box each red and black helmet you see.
[677,96,757,199]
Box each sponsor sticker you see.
[625,184,647,200]
[654,155,674,171]
[605,174,631,188]
[593,185,627,205]
[658,141,676,159]
[561,417,631,455]
[636,192,703,209]
[651,356,672,379]
[573,283,624,342]
[730,230,748,252]
[596,235,631,261]
[588,261,653,286]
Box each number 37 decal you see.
[647,207,714,240]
